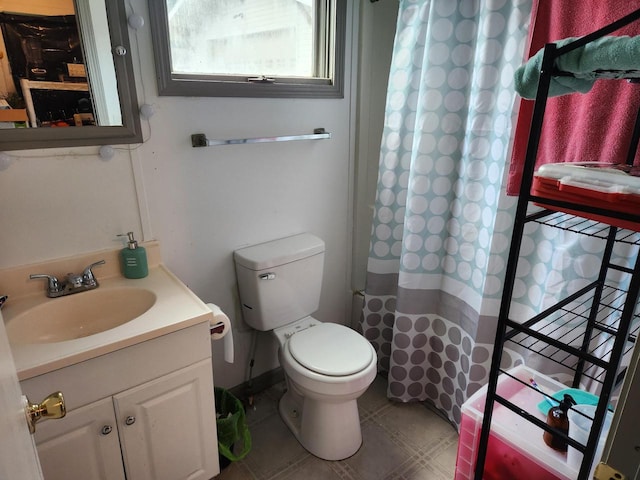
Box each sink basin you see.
[6,287,157,344]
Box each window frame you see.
[148,0,346,99]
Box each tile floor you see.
[216,375,459,480]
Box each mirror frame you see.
[0,0,142,151]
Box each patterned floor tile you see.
[215,376,459,479]
[375,401,457,455]
[240,413,309,479]
[340,420,416,480]
[276,455,351,480]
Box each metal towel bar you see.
[191,128,331,147]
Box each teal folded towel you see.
[515,35,640,98]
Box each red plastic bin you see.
[455,365,578,480]
[531,162,640,231]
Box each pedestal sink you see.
[6,287,157,344]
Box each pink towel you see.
[507,1,640,196]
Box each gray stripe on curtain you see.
[365,272,497,343]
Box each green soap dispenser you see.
[119,232,148,279]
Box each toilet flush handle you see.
[259,273,276,280]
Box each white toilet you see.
[234,233,377,461]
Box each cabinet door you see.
[35,397,125,480]
[114,359,219,480]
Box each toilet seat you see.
[287,323,374,376]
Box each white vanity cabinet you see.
[21,322,220,480]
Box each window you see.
[149,0,346,98]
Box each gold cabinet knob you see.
[25,391,66,434]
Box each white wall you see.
[353,0,398,292]
[0,0,398,390]
[0,149,143,266]
[131,0,361,387]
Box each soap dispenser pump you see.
[119,232,148,279]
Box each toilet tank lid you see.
[234,233,325,270]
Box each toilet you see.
[234,233,377,461]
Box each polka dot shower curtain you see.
[360,0,533,427]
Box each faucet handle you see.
[29,274,61,294]
[82,260,105,286]
[66,273,83,288]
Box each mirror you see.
[0,0,141,151]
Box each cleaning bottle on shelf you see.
[118,231,148,279]
[543,394,576,452]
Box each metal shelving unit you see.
[510,211,640,383]
[473,7,640,480]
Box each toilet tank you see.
[234,233,325,331]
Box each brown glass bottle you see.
[543,394,576,452]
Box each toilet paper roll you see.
[206,303,234,363]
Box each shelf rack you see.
[19,79,89,128]
[508,213,640,386]
[473,7,640,480]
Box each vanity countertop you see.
[0,241,213,380]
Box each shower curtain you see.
[360,0,534,426]
[360,0,639,429]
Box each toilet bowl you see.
[274,317,377,460]
[233,233,377,460]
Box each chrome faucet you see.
[30,260,105,298]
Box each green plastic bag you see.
[214,387,252,462]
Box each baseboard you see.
[229,367,285,404]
